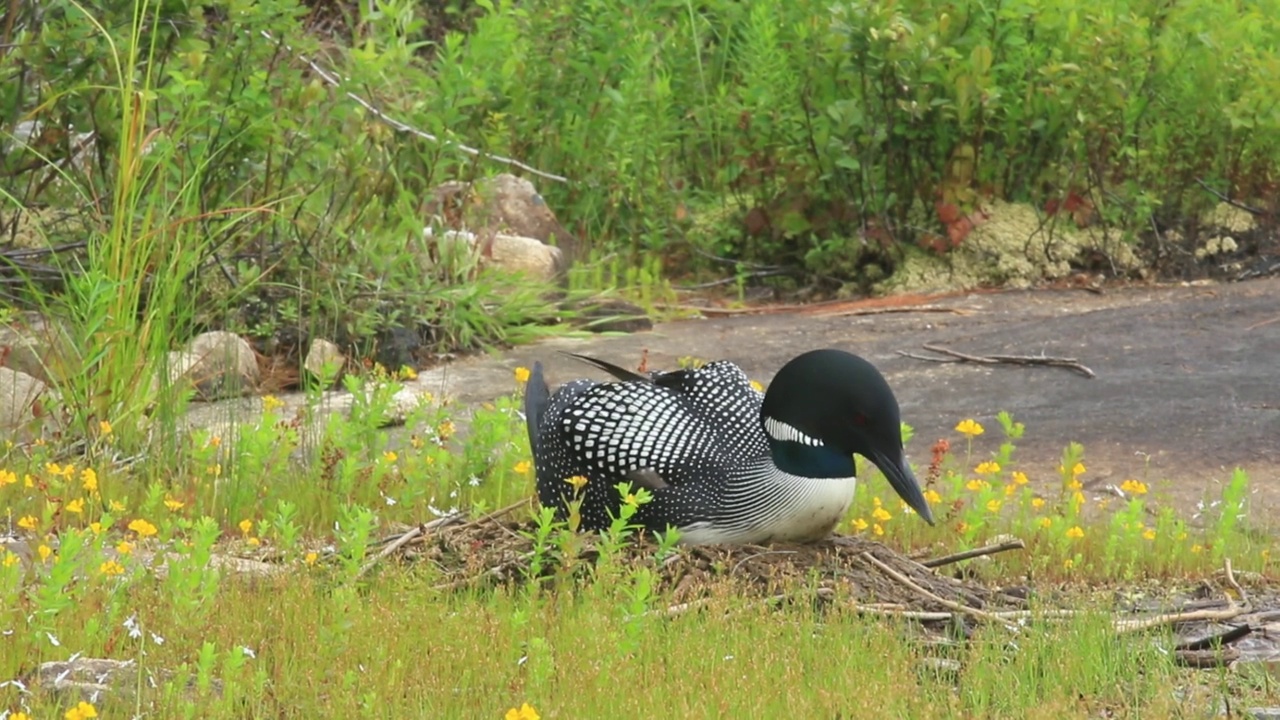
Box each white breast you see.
[675,473,858,545]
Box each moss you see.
[879,201,1142,294]
[1203,202,1257,234]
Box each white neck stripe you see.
[763,416,823,447]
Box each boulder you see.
[0,365,48,436]
[171,331,260,400]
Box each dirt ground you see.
[418,277,1280,529]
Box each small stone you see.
[304,338,346,387]
[179,331,260,400]
[0,365,48,438]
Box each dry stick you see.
[730,550,799,576]
[258,31,567,184]
[815,306,967,319]
[453,497,533,534]
[356,513,465,579]
[1223,557,1251,607]
[1173,623,1254,653]
[355,524,424,580]
[860,552,1017,630]
[921,539,1027,569]
[898,343,1096,379]
[1114,604,1250,635]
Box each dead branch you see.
[921,539,1026,569]
[861,552,1017,629]
[1173,623,1253,653]
[1195,178,1266,216]
[898,342,1096,379]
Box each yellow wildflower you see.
[505,703,541,720]
[437,420,456,440]
[623,493,638,507]
[164,497,184,511]
[1190,544,1203,554]
[206,463,222,477]
[749,380,764,393]
[399,365,419,381]
[872,523,885,536]
[18,515,38,531]
[955,521,969,534]
[872,506,892,522]
[564,475,589,492]
[410,435,425,449]
[975,461,1001,475]
[239,519,253,535]
[99,560,124,577]
[1120,479,1148,495]
[129,519,158,537]
[1066,478,1083,491]
[1003,483,1017,497]
[23,473,34,487]
[965,479,989,492]
[247,537,261,547]
[90,522,103,535]
[65,701,99,720]
[0,468,16,486]
[985,499,1002,513]
[1063,558,1075,570]
[383,451,398,463]
[1072,490,1085,506]
[98,420,113,436]
[209,435,222,448]
[117,541,133,555]
[1142,527,1156,541]
[1012,471,1028,485]
[109,499,126,512]
[2,551,19,568]
[872,496,883,507]
[37,544,52,562]
[851,518,869,532]
[81,468,98,493]
[11,712,30,720]
[305,551,318,566]
[1038,517,1052,529]
[1071,462,1086,477]
[65,498,85,514]
[514,460,533,475]
[514,366,531,384]
[954,419,984,437]
[1066,526,1084,539]
[262,395,285,413]
[923,489,942,504]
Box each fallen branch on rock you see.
[898,342,1096,379]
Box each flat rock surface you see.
[423,277,1279,527]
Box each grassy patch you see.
[2,368,1276,718]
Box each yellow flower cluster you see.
[505,703,540,720]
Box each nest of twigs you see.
[359,501,1034,624]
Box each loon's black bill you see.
[871,450,935,526]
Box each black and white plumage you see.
[524,349,934,545]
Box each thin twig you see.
[861,552,1017,629]
[1173,623,1254,653]
[1195,178,1266,216]
[814,306,966,319]
[921,539,1026,569]
[1223,558,1251,607]
[452,497,532,533]
[731,550,799,576]
[258,30,567,184]
[355,524,424,580]
[1114,605,1250,634]
[898,343,1096,379]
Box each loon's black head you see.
[760,349,934,525]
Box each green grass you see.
[1,371,1276,718]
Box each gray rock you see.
[426,228,564,282]
[177,331,260,400]
[425,173,578,271]
[0,365,49,437]
[0,311,74,384]
[304,338,347,387]
[37,656,222,702]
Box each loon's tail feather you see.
[524,361,551,458]
[559,351,651,384]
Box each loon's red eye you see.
[853,413,869,427]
